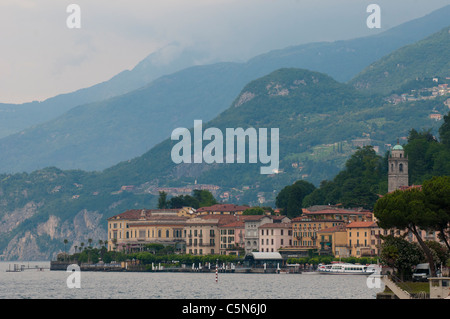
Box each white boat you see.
[318,263,377,275]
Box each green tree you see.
[438,112,450,148]
[193,190,217,207]
[302,146,386,209]
[63,239,68,261]
[422,176,450,250]
[168,195,200,209]
[379,235,424,280]
[276,180,315,218]
[158,191,168,209]
[374,187,438,276]
[426,241,450,267]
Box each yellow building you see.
[346,221,381,257]
[317,225,348,257]
[107,209,188,252]
[291,216,345,249]
[302,208,373,222]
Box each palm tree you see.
[63,239,69,261]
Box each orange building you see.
[346,221,382,257]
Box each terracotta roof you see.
[386,185,422,194]
[304,209,371,215]
[241,215,270,221]
[221,221,245,228]
[318,225,347,233]
[107,209,180,220]
[346,221,378,228]
[259,222,291,229]
[198,214,238,225]
[196,204,249,213]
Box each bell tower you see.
[388,141,408,192]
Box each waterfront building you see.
[244,215,290,254]
[346,221,382,257]
[259,222,292,253]
[219,220,245,256]
[107,209,189,252]
[317,225,348,257]
[243,252,284,269]
[184,215,238,255]
[291,216,346,249]
[302,207,373,223]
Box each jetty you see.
[6,263,48,272]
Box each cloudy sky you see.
[0,0,449,104]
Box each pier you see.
[6,263,48,272]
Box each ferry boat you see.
[317,263,377,275]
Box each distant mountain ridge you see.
[0,5,449,173]
[0,42,209,138]
[350,26,450,94]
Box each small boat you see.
[318,263,377,275]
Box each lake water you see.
[0,261,383,299]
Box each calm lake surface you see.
[0,261,383,299]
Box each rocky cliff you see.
[0,200,107,261]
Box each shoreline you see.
[48,260,302,274]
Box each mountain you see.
[2,64,448,260]
[0,42,209,138]
[102,68,447,192]
[1,5,450,173]
[350,26,450,94]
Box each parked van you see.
[412,263,440,282]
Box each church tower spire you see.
[388,141,408,192]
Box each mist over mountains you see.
[0,5,449,173]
